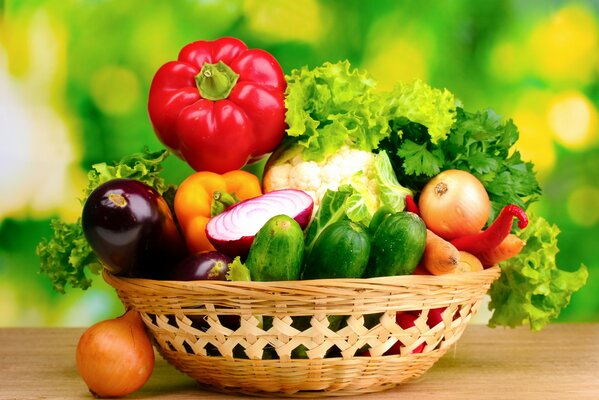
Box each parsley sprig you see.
[380,107,542,222]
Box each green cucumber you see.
[364,211,426,278]
[368,205,394,234]
[303,220,371,279]
[246,215,304,281]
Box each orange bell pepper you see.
[174,170,262,253]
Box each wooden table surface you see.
[0,323,597,399]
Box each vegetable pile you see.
[36,37,588,395]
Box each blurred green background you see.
[0,0,597,326]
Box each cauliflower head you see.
[263,143,411,220]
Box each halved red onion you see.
[206,189,314,257]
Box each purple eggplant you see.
[82,178,187,278]
[168,251,241,331]
[169,251,232,281]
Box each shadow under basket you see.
[103,266,501,397]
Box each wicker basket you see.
[103,266,501,397]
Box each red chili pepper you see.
[449,204,528,254]
[148,37,287,173]
[405,195,420,215]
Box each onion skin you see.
[418,170,490,240]
[207,235,256,260]
[76,310,155,398]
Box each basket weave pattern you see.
[103,266,500,396]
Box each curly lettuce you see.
[37,219,101,293]
[284,61,389,161]
[37,149,172,293]
[84,148,171,197]
[225,256,252,282]
[385,79,457,143]
[488,215,588,331]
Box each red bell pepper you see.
[148,37,287,173]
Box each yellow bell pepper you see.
[174,170,262,253]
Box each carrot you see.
[421,229,460,275]
[455,251,484,273]
[476,233,526,267]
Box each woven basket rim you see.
[103,265,501,290]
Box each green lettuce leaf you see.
[373,151,412,212]
[37,148,172,293]
[326,151,412,226]
[85,148,171,197]
[488,215,588,331]
[37,219,101,294]
[347,171,377,225]
[304,185,357,255]
[345,188,373,225]
[284,61,389,161]
[384,79,456,143]
[225,256,252,282]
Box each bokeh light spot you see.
[1,57,82,221]
[90,66,140,116]
[509,90,556,178]
[567,186,599,227]
[548,92,597,150]
[243,0,323,43]
[363,15,432,90]
[488,40,524,82]
[512,109,556,177]
[364,39,428,91]
[527,4,599,83]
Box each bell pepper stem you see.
[195,61,239,101]
[211,191,240,217]
[449,204,528,254]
